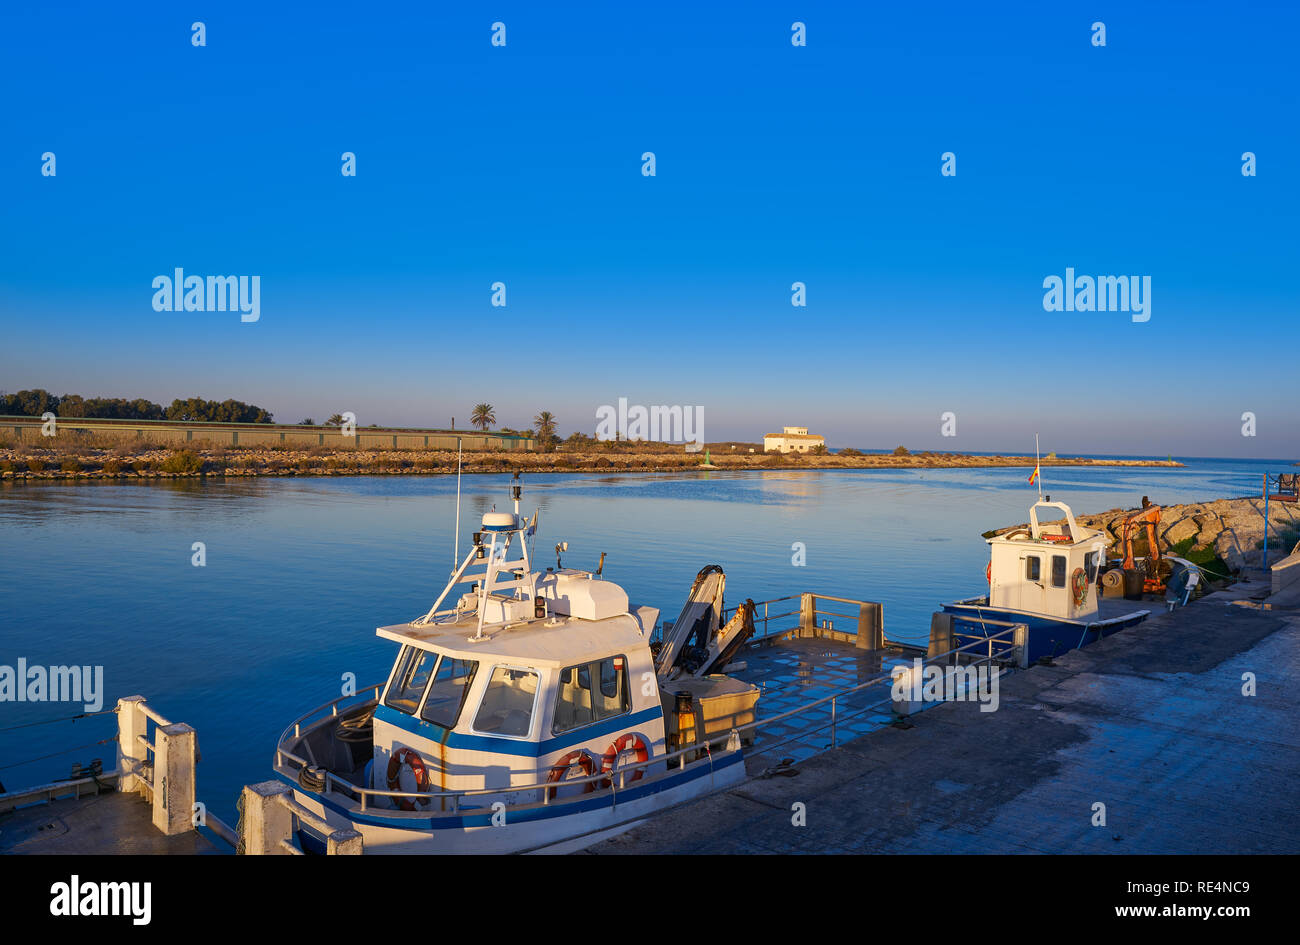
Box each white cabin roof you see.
[986,500,1105,547]
[376,606,655,668]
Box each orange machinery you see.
[1120,503,1166,593]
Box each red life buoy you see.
[386,747,430,811]
[546,749,596,800]
[600,733,650,788]
[986,561,992,584]
[1070,567,1088,606]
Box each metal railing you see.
[275,620,1024,820]
[655,593,890,648]
[731,595,802,642]
[0,771,121,814]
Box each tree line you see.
[0,389,274,423]
[469,404,559,448]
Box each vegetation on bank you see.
[1,389,274,423]
[1167,537,1233,581]
[0,428,1186,481]
[1,391,560,442]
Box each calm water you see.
[0,458,1287,821]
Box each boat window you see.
[1051,555,1067,588]
[554,663,594,733]
[420,656,478,728]
[384,647,437,714]
[596,657,630,721]
[553,656,630,734]
[1085,551,1102,583]
[473,666,539,738]
[1025,556,1041,582]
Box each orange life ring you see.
[600,733,649,788]
[1044,534,1072,543]
[546,749,596,800]
[386,747,430,811]
[986,561,992,584]
[1070,567,1088,606]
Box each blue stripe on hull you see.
[941,601,1148,663]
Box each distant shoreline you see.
[0,442,1185,481]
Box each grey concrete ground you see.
[1,790,221,855]
[586,601,1300,854]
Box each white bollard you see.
[1013,623,1030,669]
[891,663,920,717]
[240,781,296,855]
[327,829,364,855]
[116,696,148,795]
[152,722,197,835]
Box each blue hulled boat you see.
[940,497,1151,664]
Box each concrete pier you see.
[1,696,233,855]
[0,792,221,855]
[585,598,1300,854]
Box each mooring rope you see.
[0,736,118,771]
[0,709,117,733]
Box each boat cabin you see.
[368,502,665,805]
[986,500,1108,620]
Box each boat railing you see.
[275,624,1024,819]
[651,593,886,648]
[278,683,385,747]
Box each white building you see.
[763,426,825,453]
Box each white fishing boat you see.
[929,437,1217,661]
[940,495,1153,662]
[274,477,758,854]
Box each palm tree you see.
[470,404,496,431]
[533,410,558,452]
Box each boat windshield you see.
[421,655,478,728]
[383,647,478,728]
[384,646,436,714]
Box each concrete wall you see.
[3,416,534,451]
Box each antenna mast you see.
[453,437,463,572]
[1035,433,1042,500]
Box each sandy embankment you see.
[0,442,1183,480]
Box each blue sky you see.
[1,2,1296,456]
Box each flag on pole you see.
[1028,466,1039,485]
